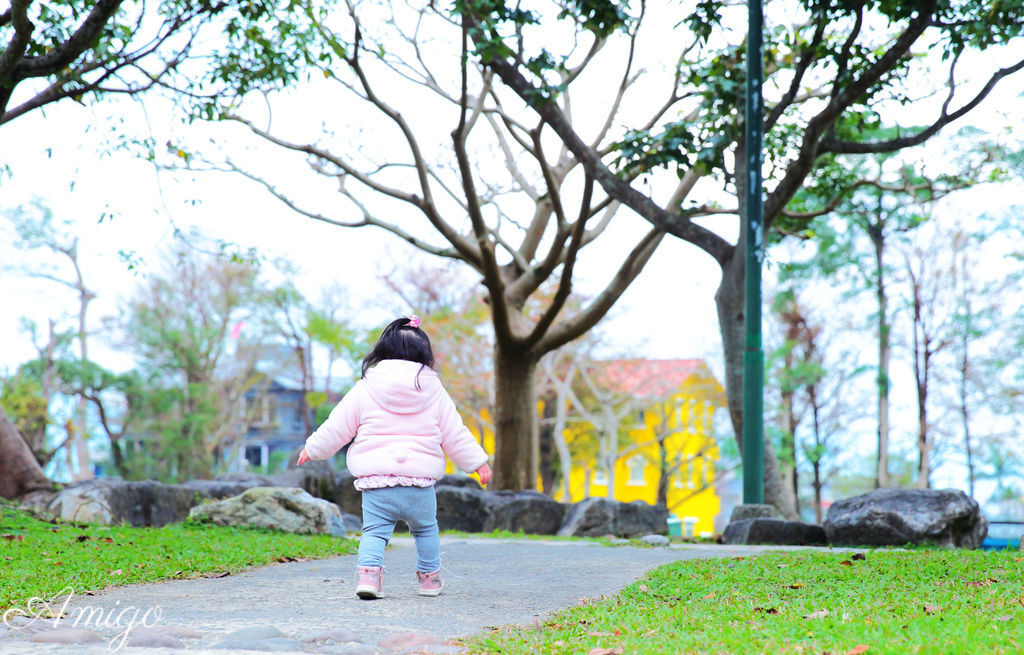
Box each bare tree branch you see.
[0,0,33,83]
[539,227,665,353]
[342,5,483,266]
[11,0,122,78]
[522,175,593,351]
[485,112,540,200]
[764,0,938,225]
[454,18,513,346]
[821,55,1024,155]
[224,160,464,261]
[478,43,732,264]
[764,15,827,131]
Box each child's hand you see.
[296,449,310,467]
[475,463,492,487]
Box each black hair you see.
[361,317,435,385]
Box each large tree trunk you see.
[491,347,538,490]
[0,407,54,499]
[716,246,799,520]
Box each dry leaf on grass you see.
[588,647,624,655]
[804,609,831,620]
[965,579,997,588]
[702,591,716,600]
[923,605,941,614]
[851,553,866,561]
[847,645,870,654]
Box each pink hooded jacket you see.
[303,359,488,480]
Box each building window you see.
[678,459,694,489]
[593,467,608,486]
[251,397,273,426]
[245,444,269,468]
[627,456,646,486]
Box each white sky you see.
[0,96,727,373]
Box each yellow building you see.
[551,359,725,537]
[449,358,725,537]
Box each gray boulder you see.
[301,470,363,517]
[339,513,363,535]
[435,486,494,532]
[47,479,200,527]
[824,487,988,548]
[557,497,668,538]
[484,490,566,535]
[181,474,273,500]
[188,486,343,534]
[436,474,483,489]
[640,534,671,547]
[729,504,780,522]
[723,518,827,546]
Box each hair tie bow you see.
[408,315,421,328]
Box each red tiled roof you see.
[587,358,710,398]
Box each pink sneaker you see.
[416,570,444,597]
[355,566,384,599]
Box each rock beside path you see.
[45,475,283,528]
[558,497,668,538]
[188,487,344,535]
[824,487,988,548]
[435,486,492,532]
[484,490,566,535]
[723,518,827,546]
[47,479,201,527]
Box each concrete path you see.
[0,537,828,654]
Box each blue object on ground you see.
[982,521,1023,551]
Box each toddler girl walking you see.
[296,315,491,599]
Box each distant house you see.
[449,358,726,536]
[235,377,312,472]
[228,342,349,473]
[556,359,726,537]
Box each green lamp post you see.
[742,0,765,505]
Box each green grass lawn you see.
[0,503,357,613]
[462,548,1024,655]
